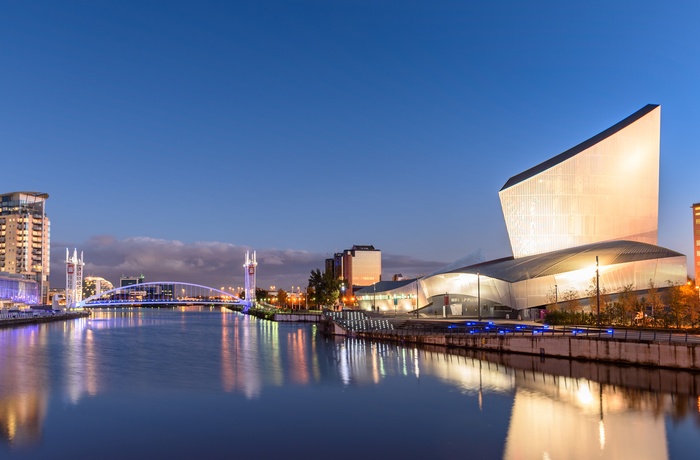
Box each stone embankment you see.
[0,310,90,329]
[319,319,700,371]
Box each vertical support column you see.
[243,250,257,308]
[65,248,85,309]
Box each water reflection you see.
[0,326,48,447]
[0,308,698,457]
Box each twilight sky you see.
[2,1,699,290]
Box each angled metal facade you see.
[499,105,660,259]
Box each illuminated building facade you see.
[0,191,50,305]
[693,203,700,286]
[363,105,686,317]
[499,104,660,258]
[326,245,382,294]
[83,276,114,299]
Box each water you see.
[1,307,699,459]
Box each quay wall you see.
[318,321,700,371]
[0,311,90,329]
[431,346,700,396]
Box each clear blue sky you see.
[2,1,698,288]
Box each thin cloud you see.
[50,235,450,292]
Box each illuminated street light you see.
[477,271,481,322]
[596,256,601,328]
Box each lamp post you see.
[373,283,376,313]
[477,271,481,322]
[596,256,601,328]
[340,283,345,308]
[415,279,419,319]
[554,284,558,305]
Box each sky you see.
[2,1,699,290]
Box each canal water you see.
[1,307,699,459]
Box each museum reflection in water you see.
[1,308,699,458]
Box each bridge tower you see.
[65,248,85,308]
[243,250,257,306]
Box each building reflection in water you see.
[0,308,160,447]
[0,325,48,447]
[319,337,698,459]
[2,308,699,456]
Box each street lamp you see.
[415,279,419,319]
[596,256,601,328]
[340,283,346,308]
[477,271,481,322]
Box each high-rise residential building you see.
[0,192,50,304]
[693,203,700,286]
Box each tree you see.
[545,286,559,312]
[277,289,288,309]
[586,276,612,322]
[617,284,638,326]
[664,281,685,328]
[256,288,269,304]
[684,281,700,327]
[561,288,580,314]
[647,279,662,327]
[308,268,342,309]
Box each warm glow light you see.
[576,384,594,407]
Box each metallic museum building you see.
[357,104,687,317]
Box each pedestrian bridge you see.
[79,282,247,308]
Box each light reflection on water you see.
[0,307,699,459]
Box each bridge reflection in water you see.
[0,308,698,457]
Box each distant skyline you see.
[2,1,698,289]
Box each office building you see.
[120,274,145,287]
[325,245,381,294]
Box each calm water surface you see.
[1,307,699,459]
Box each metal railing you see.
[348,323,700,344]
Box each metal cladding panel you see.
[499,105,660,258]
[418,240,687,311]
